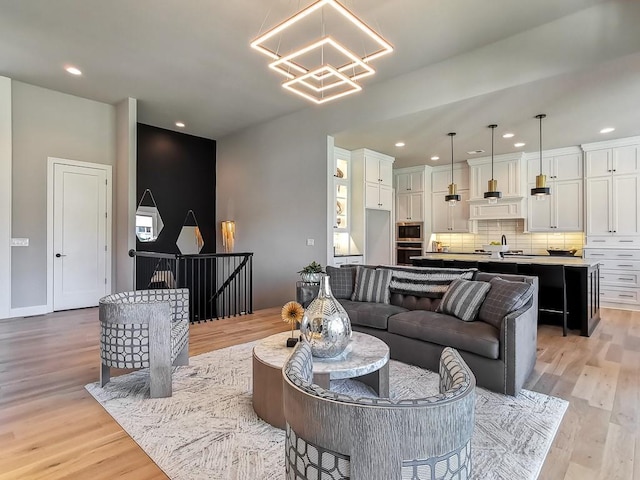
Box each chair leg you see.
[173,343,189,366]
[100,363,110,387]
[150,364,172,398]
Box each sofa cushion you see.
[338,299,408,330]
[326,266,356,299]
[478,277,535,330]
[389,267,476,299]
[390,293,441,312]
[388,310,500,359]
[436,278,491,322]
[351,267,392,304]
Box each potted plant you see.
[298,261,324,284]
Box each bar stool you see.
[518,264,567,336]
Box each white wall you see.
[217,1,640,309]
[0,77,11,319]
[11,81,116,309]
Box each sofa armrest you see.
[499,291,538,395]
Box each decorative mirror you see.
[176,209,204,254]
[136,189,164,242]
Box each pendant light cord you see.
[490,125,495,180]
[450,133,454,177]
[539,115,543,174]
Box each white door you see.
[53,163,108,310]
[397,193,410,221]
[431,193,449,232]
[449,190,470,232]
[528,185,553,231]
[408,193,424,221]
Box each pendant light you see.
[531,114,551,199]
[484,124,501,204]
[445,132,461,206]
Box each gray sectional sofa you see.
[309,265,539,396]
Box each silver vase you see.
[300,275,352,358]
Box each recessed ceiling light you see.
[502,133,515,138]
[514,142,526,148]
[395,142,405,147]
[467,150,485,155]
[430,156,439,161]
[65,66,82,76]
[175,122,185,128]
[600,127,615,134]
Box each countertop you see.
[410,253,600,267]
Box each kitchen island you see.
[411,253,601,337]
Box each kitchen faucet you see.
[501,235,507,246]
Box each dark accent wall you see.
[137,123,216,254]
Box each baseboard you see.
[9,305,49,318]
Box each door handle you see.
[55,253,67,258]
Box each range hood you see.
[468,197,526,221]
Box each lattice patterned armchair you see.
[99,288,190,398]
[282,342,476,480]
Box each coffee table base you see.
[252,354,286,429]
[313,363,389,398]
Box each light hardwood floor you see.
[0,306,636,479]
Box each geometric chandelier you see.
[251,0,393,104]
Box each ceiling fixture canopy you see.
[531,114,550,199]
[445,132,461,206]
[484,124,502,204]
[250,0,393,104]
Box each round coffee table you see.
[252,331,389,429]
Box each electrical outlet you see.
[306,238,315,246]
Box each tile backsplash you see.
[434,220,584,255]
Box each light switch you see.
[306,238,315,246]
[11,238,29,247]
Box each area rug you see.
[86,342,567,480]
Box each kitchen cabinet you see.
[585,144,640,177]
[527,150,582,183]
[396,170,424,193]
[585,174,640,236]
[468,153,525,200]
[584,248,640,309]
[359,150,394,211]
[432,190,470,232]
[397,192,423,221]
[431,164,469,192]
[365,183,393,210]
[528,179,583,231]
[332,255,364,266]
[365,152,393,187]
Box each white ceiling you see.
[0,0,614,141]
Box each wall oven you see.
[397,222,423,242]
[396,242,423,266]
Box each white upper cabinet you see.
[528,150,582,183]
[397,192,423,222]
[353,149,395,212]
[365,151,394,187]
[431,165,469,192]
[585,144,640,177]
[468,153,525,200]
[396,171,424,193]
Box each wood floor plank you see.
[0,305,639,479]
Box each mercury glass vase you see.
[300,274,352,358]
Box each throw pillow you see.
[326,266,356,299]
[389,267,476,299]
[478,277,535,329]
[351,267,392,304]
[436,278,491,322]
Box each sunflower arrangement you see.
[281,301,304,346]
